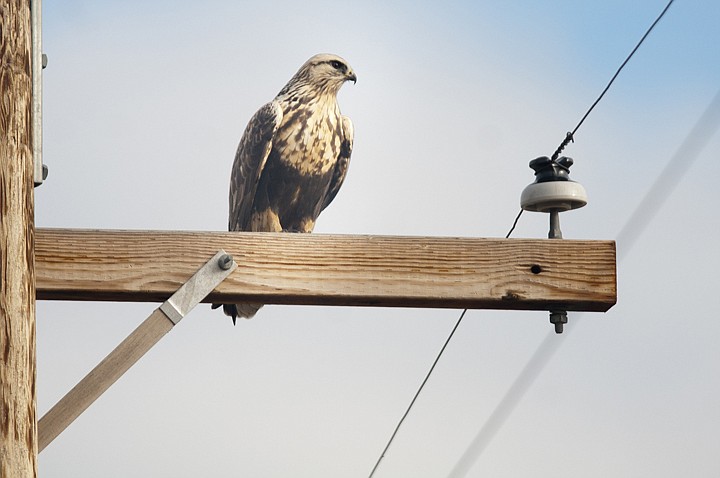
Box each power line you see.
[368,2,680,475]
[368,198,527,476]
[516,0,676,238]
[368,192,528,477]
[368,181,529,476]
[551,0,676,160]
[368,309,468,478]
[505,209,523,239]
[445,1,699,474]
[447,88,720,478]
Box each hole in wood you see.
[530,264,542,274]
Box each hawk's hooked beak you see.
[347,71,357,84]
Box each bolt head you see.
[218,254,234,270]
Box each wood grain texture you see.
[38,309,174,452]
[0,1,37,477]
[36,229,616,312]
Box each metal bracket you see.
[158,250,237,324]
[38,250,237,452]
[31,0,47,186]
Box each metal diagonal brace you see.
[38,250,237,452]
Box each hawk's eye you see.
[330,60,345,71]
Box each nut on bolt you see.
[550,310,568,334]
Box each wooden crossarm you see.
[35,228,616,312]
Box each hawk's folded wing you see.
[229,101,283,231]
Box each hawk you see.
[214,53,356,323]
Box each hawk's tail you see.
[211,303,263,324]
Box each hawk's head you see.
[281,53,357,98]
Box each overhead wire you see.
[368,1,681,476]
[447,86,720,478]
[367,309,468,478]
[449,0,686,474]
[551,0,676,160]
[368,169,534,477]
[368,182,527,477]
[504,209,524,239]
[509,0,676,241]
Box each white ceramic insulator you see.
[520,181,588,212]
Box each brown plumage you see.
[213,53,356,323]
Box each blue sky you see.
[36,1,719,477]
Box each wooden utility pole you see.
[0,0,37,477]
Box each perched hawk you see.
[214,53,356,323]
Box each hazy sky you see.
[35,1,720,477]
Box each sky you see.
[34,1,720,477]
